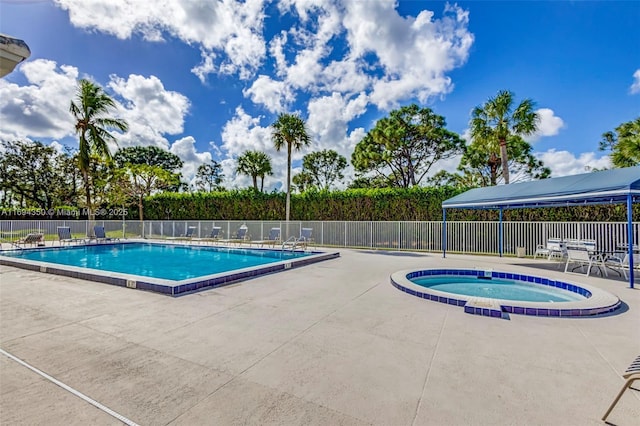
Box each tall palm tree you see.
[470,90,538,184]
[272,113,310,221]
[236,150,273,192]
[70,79,128,219]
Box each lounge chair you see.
[14,232,44,247]
[57,227,84,246]
[282,227,313,250]
[195,226,223,244]
[533,237,566,260]
[168,226,196,242]
[94,225,120,243]
[602,354,640,422]
[218,226,249,245]
[564,245,607,277]
[251,227,281,247]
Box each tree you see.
[470,90,539,184]
[70,79,128,220]
[195,160,225,191]
[425,170,480,189]
[458,135,550,186]
[114,146,184,191]
[351,104,465,188]
[272,113,311,221]
[114,164,180,221]
[236,150,273,192]
[0,140,69,210]
[599,117,640,167]
[292,171,316,192]
[113,145,183,172]
[301,149,347,190]
[346,175,393,189]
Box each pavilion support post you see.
[627,194,634,289]
[498,208,503,257]
[442,209,447,258]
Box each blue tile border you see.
[392,268,621,319]
[0,244,340,297]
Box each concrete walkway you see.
[1,249,639,425]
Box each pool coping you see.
[0,241,340,296]
[390,268,621,318]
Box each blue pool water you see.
[410,276,584,302]
[5,243,311,281]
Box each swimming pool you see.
[0,242,339,296]
[390,268,621,318]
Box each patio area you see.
[1,248,639,425]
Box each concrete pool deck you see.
[1,248,639,425]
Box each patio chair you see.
[194,226,223,244]
[218,225,249,245]
[93,225,120,243]
[251,227,281,247]
[605,252,640,280]
[57,227,85,246]
[282,227,313,250]
[533,237,566,260]
[579,239,597,254]
[564,245,607,277]
[602,354,640,422]
[14,232,44,247]
[167,226,196,242]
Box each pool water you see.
[6,243,311,281]
[410,276,584,302]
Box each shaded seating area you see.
[93,225,120,243]
[442,166,640,288]
[14,232,44,247]
[251,227,281,247]
[57,227,85,246]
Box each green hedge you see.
[143,187,638,222]
[2,188,636,222]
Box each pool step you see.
[464,298,504,318]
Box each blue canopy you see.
[442,166,640,209]
[441,166,640,288]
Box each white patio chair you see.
[564,245,607,277]
[606,252,640,279]
[534,237,566,261]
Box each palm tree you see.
[236,150,273,192]
[70,79,128,220]
[271,113,311,221]
[470,90,539,184]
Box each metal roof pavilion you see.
[442,166,640,209]
[441,166,640,288]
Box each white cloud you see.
[536,149,611,177]
[306,92,368,156]
[243,1,473,113]
[243,75,295,113]
[54,0,267,81]
[0,59,77,141]
[107,74,191,149]
[529,108,565,142]
[631,69,640,95]
[169,136,212,184]
[342,1,473,109]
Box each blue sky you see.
[1,0,638,190]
